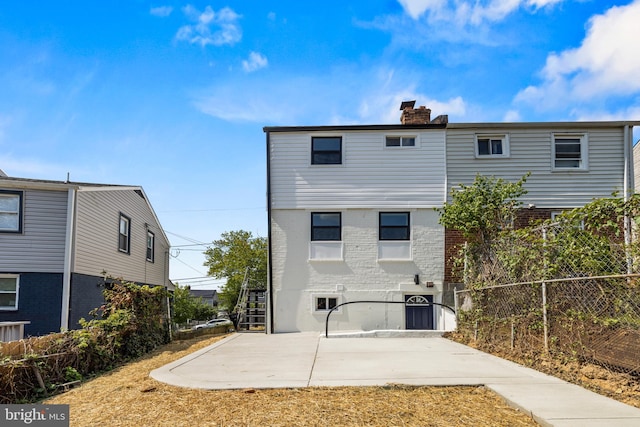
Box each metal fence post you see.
[542,226,549,353]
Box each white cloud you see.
[397,0,563,25]
[503,110,521,122]
[573,105,640,122]
[242,52,268,73]
[516,1,640,111]
[176,5,241,47]
[397,0,447,19]
[0,154,79,180]
[150,6,173,17]
[192,67,467,125]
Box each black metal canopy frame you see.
[324,299,456,338]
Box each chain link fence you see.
[455,216,640,374]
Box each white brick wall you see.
[270,208,451,332]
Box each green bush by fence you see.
[0,278,170,403]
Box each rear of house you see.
[266,104,638,335]
[445,122,637,286]
[266,120,451,334]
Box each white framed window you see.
[146,230,155,262]
[475,134,509,158]
[378,212,412,260]
[0,274,19,310]
[385,135,417,148]
[553,134,588,170]
[311,212,341,241]
[310,212,343,260]
[312,294,341,313]
[118,213,131,254]
[0,190,23,233]
[311,136,342,165]
[379,212,410,240]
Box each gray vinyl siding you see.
[446,127,626,208]
[270,130,446,209]
[0,189,68,272]
[73,189,169,287]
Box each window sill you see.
[309,241,343,261]
[474,155,510,159]
[551,168,589,173]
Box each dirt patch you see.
[446,332,640,409]
[44,334,538,426]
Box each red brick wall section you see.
[401,106,431,125]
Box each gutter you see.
[61,187,77,331]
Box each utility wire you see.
[171,255,207,276]
[164,230,207,245]
[159,206,264,213]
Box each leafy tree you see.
[437,173,529,245]
[436,173,529,285]
[203,230,267,310]
[171,284,216,324]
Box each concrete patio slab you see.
[150,332,640,427]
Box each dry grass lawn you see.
[45,334,538,426]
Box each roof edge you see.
[448,121,640,129]
[263,120,640,133]
[263,123,447,133]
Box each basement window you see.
[315,297,338,311]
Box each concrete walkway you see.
[151,332,640,427]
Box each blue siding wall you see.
[0,273,63,337]
[69,273,106,330]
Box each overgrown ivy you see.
[0,277,171,403]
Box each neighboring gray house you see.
[264,102,638,334]
[0,175,170,338]
[189,289,219,307]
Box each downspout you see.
[624,125,634,274]
[61,187,77,331]
[624,125,631,201]
[266,130,274,334]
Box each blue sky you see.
[1,1,639,289]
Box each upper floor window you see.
[118,213,131,254]
[0,190,23,233]
[379,212,410,240]
[311,136,342,165]
[475,134,509,158]
[146,230,155,262]
[553,134,588,170]
[385,136,416,147]
[0,274,19,310]
[311,212,341,241]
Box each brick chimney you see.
[400,101,431,125]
